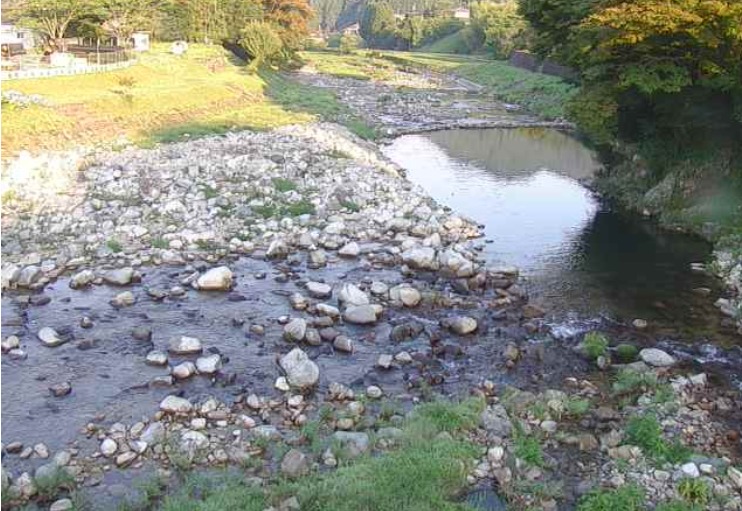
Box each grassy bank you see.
[379,51,578,120]
[1,44,374,155]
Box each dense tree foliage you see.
[15,0,93,50]
[240,20,283,69]
[470,0,528,58]
[359,0,396,48]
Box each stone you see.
[140,422,166,445]
[280,449,309,478]
[102,267,135,286]
[395,351,413,364]
[116,451,137,468]
[266,239,289,259]
[401,246,437,270]
[111,291,136,307]
[481,405,512,437]
[680,462,700,478]
[338,242,360,258]
[389,285,422,307]
[197,266,233,290]
[305,328,322,346]
[366,385,383,399]
[146,350,168,366]
[577,434,599,451]
[343,304,379,324]
[179,430,209,459]
[503,343,520,362]
[132,326,152,341]
[14,472,36,498]
[540,420,557,434]
[172,361,196,379]
[370,281,389,296]
[448,316,477,335]
[632,318,648,329]
[17,265,41,287]
[337,283,369,307]
[196,354,222,374]
[331,431,369,457]
[289,293,308,310]
[275,377,290,392]
[69,269,95,289]
[306,281,332,298]
[284,318,307,342]
[50,499,73,511]
[316,303,340,318]
[639,348,676,367]
[308,250,327,268]
[159,395,193,414]
[728,466,742,490]
[280,348,319,390]
[487,446,505,464]
[333,336,354,353]
[168,336,202,354]
[100,438,118,457]
[1,335,20,352]
[522,304,546,319]
[38,327,66,347]
[49,382,72,397]
[377,354,393,369]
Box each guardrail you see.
[1,57,136,81]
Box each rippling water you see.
[383,128,735,341]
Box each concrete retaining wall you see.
[1,59,136,81]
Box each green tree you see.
[240,20,283,70]
[397,15,422,50]
[359,0,395,48]
[471,0,528,58]
[16,0,92,50]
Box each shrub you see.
[327,33,342,48]
[339,33,362,54]
[612,368,659,396]
[583,331,609,360]
[615,343,638,363]
[677,478,710,507]
[624,414,690,464]
[240,21,284,71]
[577,485,645,511]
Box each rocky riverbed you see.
[2,66,741,510]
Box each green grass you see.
[272,178,297,192]
[419,30,472,54]
[624,414,691,465]
[33,466,76,501]
[677,478,710,507]
[107,239,123,253]
[583,332,609,360]
[154,398,481,511]
[576,485,645,511]
[655,500,702,511]
[611,368,660,396]
[615,344,639,363]
[377,51,577,119]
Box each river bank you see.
[2,52,741,511]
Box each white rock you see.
[102,267,135,286]
[69,269,95,289]
[448,316,477,335]
[338,242,360,258]
[401,246,437,270]
[680,462,700,478]
[639,348,676,367]
[172,361,196,379]
[168,336,202,354]
[728,466,742,490]
[283,318,307,342]
[337,283,369,307]
[159,395,193,414]
[111,291,136,307]
[38,327,66,347]
[280,348,319,390]
[196,354,222,374]
[145,350,168,366]
[306,281,332,298]
[196,266,232,291]
[100,438,118,457]
[343,304,379,324]
[389,285,421,307]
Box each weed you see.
[576,484,645,511]
[253,204,277,218]
[272,178,297,192]
[151,237,169,249]
[615,344,639,363]
[340,199,361,212]
[612,368,659,396]
[514,434,544,467]
[677,478,710,507]
[564,397,591,418]
[34,466,75,501]
[624,414,690,464]
[106,239,123,253]
[282,200,315,216]
[410,397,484,433]
[583,332,609,360]
[201,184,219,199]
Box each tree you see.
[517,0,597,62]
[98,0,157,46]
[240,20,283,70]
[359,0,395,48]
[471,0,528,58]
[397,15,422,50]
[17,0,92,51]
[264,0,313,50]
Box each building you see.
[131,32,150,52]
[452,7,470,20]
[1,24,35,50]
[342,23,360,36]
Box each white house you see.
[452,7,471,20]
[131,32,150,52]
[0,24,35,50]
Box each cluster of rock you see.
[293,67,574,137]
[1,90,50,108]
[1,122,487,290]
[713,249,742,334]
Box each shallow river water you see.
[383,127,741,353]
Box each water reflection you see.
[383,128,721,326]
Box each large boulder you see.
[337,283,369,307]
[280,348,319,390]
[159,395,193,414]
[102,267,135,286]
[401,246,437,270]
[343,304,381,324]
[639,348,675,367]
[283,318,307,342]
[196,266,232,291]
[481,404,512,437]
